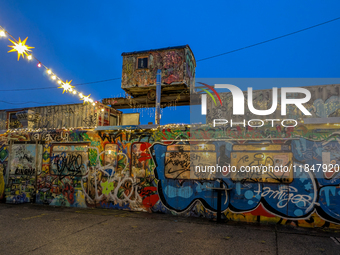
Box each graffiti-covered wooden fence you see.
[0,123,340,229]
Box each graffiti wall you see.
[1,123,340,229]
[0,143,8,201]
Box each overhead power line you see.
[2,16,339,94]
[0,77,121,92]
[196,16,340,62]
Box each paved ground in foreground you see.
[0,204,340,255]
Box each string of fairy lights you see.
[0,25,183,120]
[0,25,98,106]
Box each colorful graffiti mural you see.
[120,45,196,101]
[1,123,340,229]
[122,49,185,87]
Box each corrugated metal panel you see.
[206,84,340,123]
[30,103,98,129]
[0,111,7,129]
[0,103,118,130]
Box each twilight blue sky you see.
[0,1,339,124]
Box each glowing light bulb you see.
[89,99,93,103]
[47,69,52,74]
[58,80,73,93]
[73,90,77,94]
[101,108,104,112]
[37,62,42,68]
[27,55,32,60]
[57,80,62,84]
[69,88,73,92]
[79,93,83,98]
[51,75,56,80]
[0,30,6,37]
[92,103,95,106]
[8,37,34,61]
[81,94,91,104]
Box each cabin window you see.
[104,144,118,166]
[164,144,216,180]
[50,144,88,176]
[137,57,148,69]
[131,142,151,178]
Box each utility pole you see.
[155,69,161,125]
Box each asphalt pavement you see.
[0,203,339,255]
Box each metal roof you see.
[121,45,190,56]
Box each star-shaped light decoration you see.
[8,37,34,61]
[81,94,91,104]
[58,80,74,93]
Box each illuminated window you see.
[131,142,151,178]
[104,144,118,166]
[230,144,293,183]
[164,144,216,180]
